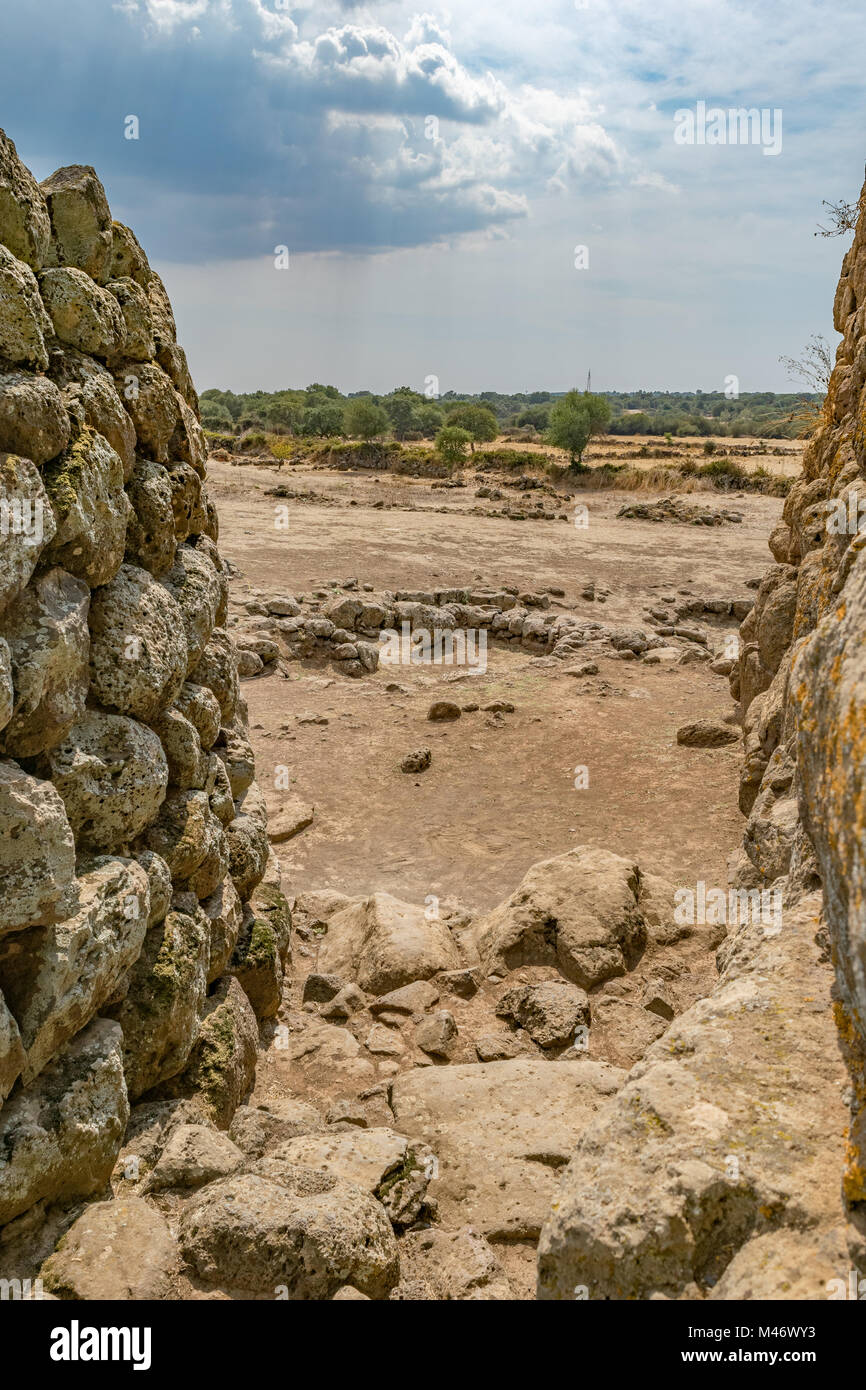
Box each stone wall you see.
[732,173,866,1203]
[0,130,289,1232]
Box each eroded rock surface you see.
[0,135,288,1261]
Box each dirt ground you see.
[209,458,781,914]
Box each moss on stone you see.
[376,1147,418,1199]
[247,918,276,968]
[42,423,94,520]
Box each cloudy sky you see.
[3,0,865,393]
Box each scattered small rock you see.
[676,720,740,748]
[495,981,590,1049]
[303,973,344,1004]
[415,1010,458,1057]
[475,1032,523,1062]
[427,701,461,722]
[401,748,431,773]
[268,797,315,842]
[366,1024,405,1056]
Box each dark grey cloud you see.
[0,0,617,264]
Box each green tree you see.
[435,425,473,466]
[516,404,550,429]
[546,390,611,467]
[300,403,345,437]
[417,403,445,437]
[344,397,389,441]
[385,387,425,440]
[200,400,233,430]
[264,398,300,432]
[445,403,498,451]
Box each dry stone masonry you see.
[0,130,290,1232]
[732,173,866,1207]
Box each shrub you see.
[435,425,473,465]
[344,398,390,441]
[445,404,498,450]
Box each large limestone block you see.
[172,392,208,476]
[0,1018,129,1227]
[185,829,229,902]
[0,856,150,1082]
[229,878,291,1012]
[111,359,179,463]
[793,557,866,1058]
[0,567,89,757]
[215,723,255,799]
[48,346,136,479]
[189,629,239,724]
[0,760,76,937]
[109,221,150,287]
[41,164,113,284]
[536,896,849,1300]
[146,1122,243,1192]
[149,706,207,789]
[179,1164,399,1298]
[317,892,462,996]
[0,638,11,734]
[42,427,130,586]
[106,906,209,1100]
[227,908,283,1019]
[107,276,154,360]
[166,461,207,541]
[175,681,221,751]
[228,1099,324,1158]
[123,457,176,576]
[149,975,257,1128]
[158,342,198,416]
[135,849,173,929]
[36,710,168,852]
[40,1197,178,1300]
[146,271,176,351]
[394,1226,513,1301]
[39,267,125,359]
[248,873,292,967]
[191,535,228,616]
[0,245,52,369]
[88,563,188,721]
[0,371,70,465]
[161,545,224,673]
[202,876,243,983]
[0,130,51,270]
[207,754,234,826]
[0,989,25,1103]
[390,1057,624,1239]
[0,453,56,615]
[141,787,226,894]
[738,564,798,716]
[271,1127,410,1196]
[225,782,270,900]
[473,846,647,989]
